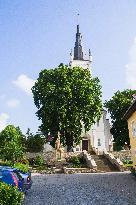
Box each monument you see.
[55,132,65,161]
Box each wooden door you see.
[82,140,88,151]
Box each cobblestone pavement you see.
[23,172,136,205]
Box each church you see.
[69,24,113,154]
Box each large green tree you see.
[0,125,24,161]
[25,128,45,152]
[32,64,102,151]
[104,89,136,150]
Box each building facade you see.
[73,110,113,154]
[125,99,136,171]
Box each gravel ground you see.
[23,172,136,205]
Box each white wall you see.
[70,59,91,70]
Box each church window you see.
[76,147,80,151]
[98,139,101,146]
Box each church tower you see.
[69,24,92,70]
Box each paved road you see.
[23,172,136,205]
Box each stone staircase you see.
[91,154,119,172]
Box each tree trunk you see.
[65,132,73,152]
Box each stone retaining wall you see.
[63,167,96,174]
[25,152,42,158]
[82,150,97,170]
[26,151,56,165]
[110,150,131,161]
[103,151,124,171]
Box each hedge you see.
[13,162,29,173]
[0,182,24,205]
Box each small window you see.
[76,147,80,151]
[98,139,101,146]
[131,121,136,137]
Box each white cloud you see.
[13,74,35,95]
[0,113,9,131]
[7,99,20,108]
[126,37,136,89]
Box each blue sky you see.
[0,0,136,134]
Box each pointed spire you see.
[74,24,84,60]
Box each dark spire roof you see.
[74,25,84,60]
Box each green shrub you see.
[19,158,29,165]
[0,160,13,167]
[128,160,133,164]
[35,155,44,167]
[14,162,29,173]
[123,160,133,165]
[123,160,127,164]
[71,156,81,168]
[0,182,24,205]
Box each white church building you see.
[70,24,113,154]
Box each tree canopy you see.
[32,64,102,150]
[104,89,136,150]
[25,128,45,153]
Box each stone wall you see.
[82,150,97,170]
[25,152,43,159]
[63,167,96,174]
[64,151,97,173]
[26,151,56,165]
[110,150,131,161]
[103,151,124,171]
[65,152,82,158]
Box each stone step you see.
[55,168,63,173]
[91,155,119,172]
